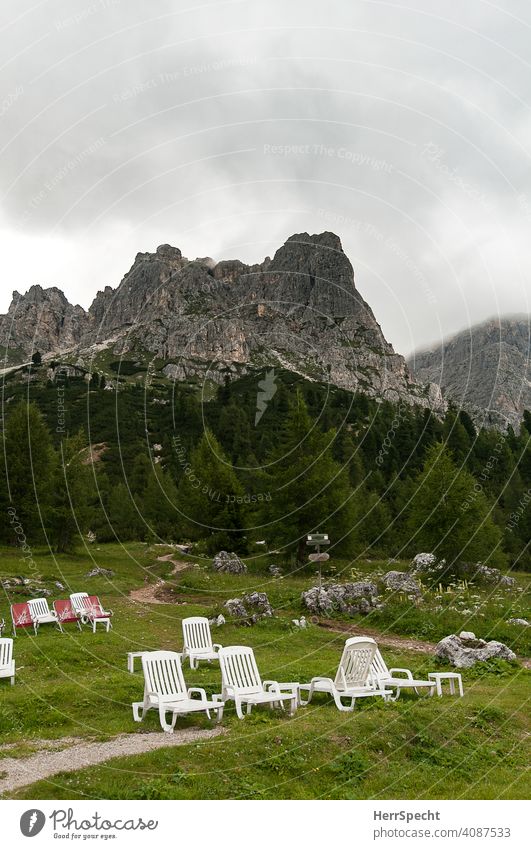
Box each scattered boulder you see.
[382,570,422,597]
[212,551,247,574]
[410,552,439,574]
[471,564,516,587]
[223,591,273,623]
[268,564,282,577]
[209,613,226,627]
[506,618,529,627]
[224,598,248,618]
[292,616,308,629]
[435,631,517,668]
[301,581,380,616]
[85,567,115,578]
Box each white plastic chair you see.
[300,637,392,711]
[182,617,222,669]
[132,651,224,733]
[369,647,435,700]
[70,593,112,632]
[27,598,63,634]
[0,638,15,685]
[218,646,298,719]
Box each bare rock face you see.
[242,591,273,618]
[382,570,422,597]
[212,551,247,574]
[302,581,380,616]
[0,233,443,412]
[409,317,531,428]
[223,598,248,618]
[435,632,517,668]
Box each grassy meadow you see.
[0,543,529,799]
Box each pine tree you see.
[405,443,505,578]
[49,431,94,552]
[176,429,247,553]
[261,394,358,562]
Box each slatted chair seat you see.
[182,617,222,669]
[70,593,113,633]
[11,602,34,636]
[300,637,392,711]
[0,638,15,685]
[132,650,224,732]
[368,648,435,700]
[53,599,82,631]
[218,646,298,719]
[27,598,62,634]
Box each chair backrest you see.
[11,602,33,629]
[369,648,390,684]
[54,599,78,624]
[70,592,90,614]
[219,646,263,695]
[334,637,377,690]
[28,598,52,619]
[141,651,187,704]
[182,617,213,652]
[0,638,13,669]
[87,595,105,616]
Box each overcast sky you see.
[1,0,530,355]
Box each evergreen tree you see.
[261,394,358,561]
[49,431,94,552]
[176,429,247,553]
[405,443,505,578]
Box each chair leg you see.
[332,691,354,712]
[235,699,245,719]
[458,676,464,697]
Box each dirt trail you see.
[0,727,225,795]
[129,554,191,605]
[318,619,531,668]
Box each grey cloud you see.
[0,0,530,356]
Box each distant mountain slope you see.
[0,232,442,411]
[409,317,531,428]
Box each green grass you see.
[0,544,529,800]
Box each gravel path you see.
[0,727,225,795]
[129,554,191,605]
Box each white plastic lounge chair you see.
[369,647,436,700]
[132,650,224,732]
[299,637,392,712]
[0,619,5,637]
[70,593,113,632]
[218,645,298,719]
[27,598,63,634]
[0,638,15,685]
[182,617,222,669]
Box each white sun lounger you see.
[0,638,15,685]
[218,645,298,719]
[182,617,222,669]
[132,650,224,732]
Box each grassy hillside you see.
[0,544,528,800]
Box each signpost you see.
[306,533,330,588]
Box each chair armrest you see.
[188,687,207,700]
[212,643,222,651]
[145,690,162,704]
[388,668,414,680]
[263,679,285,696]
[310,676,335,686]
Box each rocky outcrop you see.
[468,564,515,588]
[435,631,517,668]
[302,581,380,616]
[223,591,273,623]
[211,551,247,574]
[409,317,531,428]
[0,234,444,412]
[382,570,422,597]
